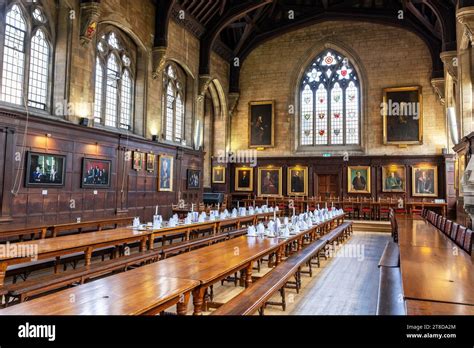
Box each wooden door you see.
[316,174,339,198]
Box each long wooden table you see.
[0,212,281,287]
[0,270,199,315]
[397,216,474,313]
[0,214,344,315]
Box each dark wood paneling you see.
[0,111,204,230]
[218,155,448,201]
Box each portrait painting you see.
[26,152,66,187]
[258,167,282,197]
[187,169,201,189]
[81,158,112,188]
[382,165,406,193]
[133,151,145,171]
[412,165,438,197]
[146,154,155,172]
[383,86,423,145]
[348,166,371,194]
[235,167,253,192]
[158,155,173,192]
[249,101,275,148]
[287,166,308,196]
[212,166,226,184]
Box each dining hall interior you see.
[0,0,473,323]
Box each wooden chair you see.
[342,201,355,219]
[450,222,459,241]
[444,220,453,236]
[456,226,467,247]
[359,201,372,220]
[463,229,473,255]
[439,217,446,233]
[436,216,444,230]
[379,202,390,221]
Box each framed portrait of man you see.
[158,155,173,192]
[212,166,226,184]
[382,165,406,193]
[187,169,201,189]
[146,154,155,172]
[249,101,275,148]
[26,152,66,187]
[81,158,112,189]
[235,167,253,192]
[287,166,308,196]
[412,165,438,197]
[382,86,423,145]
[258,167,282,197]
[348,166,371,194]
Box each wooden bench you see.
[211,238,328,315]
[378,241,400,268]
[0,226,49,242]
[50,217,134,238]
[376,266,405,315]
[3,249,161,305]
[161,233,228,259]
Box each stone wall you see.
[231,20,447,157]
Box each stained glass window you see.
[300,49,360,146]
[1,4,52,110]
[94,30,135,130]
[163,63,186,143]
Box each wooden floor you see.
[205,231,390,315]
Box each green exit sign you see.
[322,153,332,157]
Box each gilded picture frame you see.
[258,167,283,197]
[381,165,406,193]
[348,166,371,194]
[412,164,438,197]
[212,166,226,184]
[234,167,253,192]
[382,86,423,145]
[248,100,275,149]
[287,166,308,196]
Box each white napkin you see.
[284,217,289,225]
[257,223,265,235]
[268,220,275,233]
[247,226,257,236]
[168,220,176,228]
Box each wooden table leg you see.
[192,286,207,315]
[177,292,190,315]
[148,233,155,250]
[0,262,7,287]
[139,236,147,252]
[85,247,93,267]
[245,262,253,288]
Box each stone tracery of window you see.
[300,49,360,147]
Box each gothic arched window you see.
[94,31,135,130]
[300,49,360,146]
[163,63,185,143]
[1,2,52,110]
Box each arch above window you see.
[299,49,361,147]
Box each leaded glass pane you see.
[175,94,183,142]
[315,84,327,145]
[28,30,49,109]
[301,85,313,145]
[105,55,119,127]
[165,84,175,141]
[346,81,359,145]
[330,83,343,145]
[120,70,132,130]
[93,58,103,124]
[1,5,26,106]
